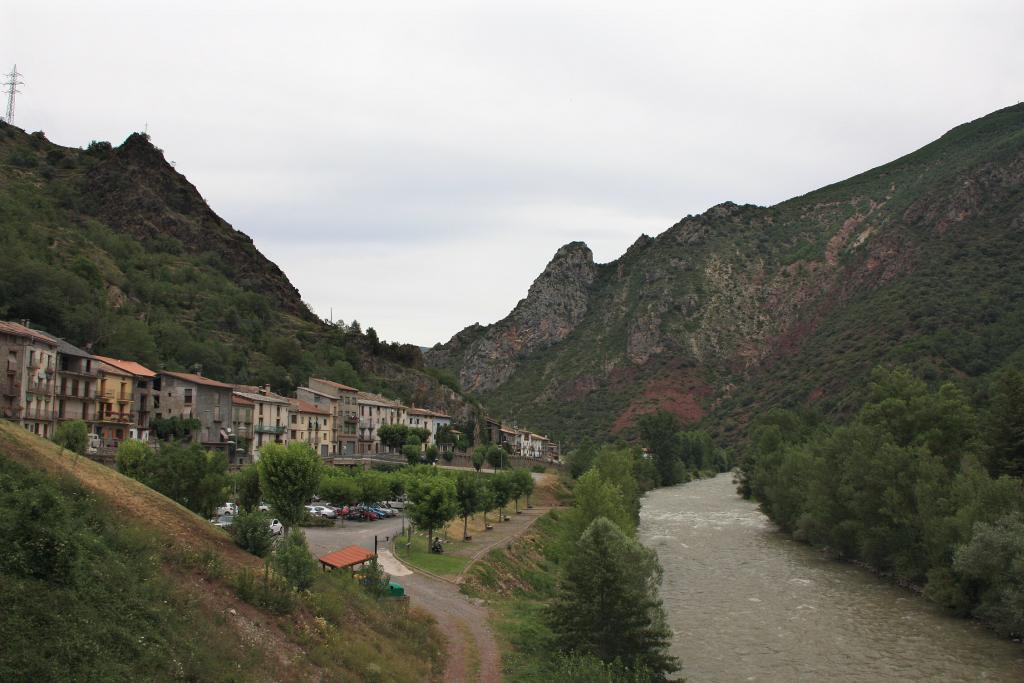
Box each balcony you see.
[94,388,114,400]
[99,412,133,424]
[26,381,53,395]
[254,424,285,435]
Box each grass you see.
[394,533,471,576]
[0,423,445,681]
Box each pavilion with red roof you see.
[318,545,376,572]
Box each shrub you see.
[230,510,275,557]
[52,420,88,455]
[272,530,318,591]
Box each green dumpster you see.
[387,581,405,598]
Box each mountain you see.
[427,104,1024,444]
[0,122,474,420]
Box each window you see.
[184,388,193,405]
[291,414,297,424]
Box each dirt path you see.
[395,504,555,682]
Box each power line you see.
[3,64,24,124]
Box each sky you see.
[3,1,1022,346]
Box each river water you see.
[638,473,1024,682]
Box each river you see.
[638,473,1024,682]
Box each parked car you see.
[86,433,101,455]
[215,502,238,516]
[210,515,234,528]
[268,518,283,536]
[257,502,271,512]
[385,499,407,510]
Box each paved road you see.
[303,514,405,557]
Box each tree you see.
[378,423,410,453]
[954,513,1024,636]
[489,470,513,521]
[356,470,393,504]
[471,448,486,473]
[485,444,506,470]
[407,476,457,548]
[235,465,262,512]
[455,472,483,539]
[230,510,274,557]
[547,518,679,679]
[116,439,152,479]
[592,446,641,522]
[258,442,322,531]
[52,420,88,455]
[272,529,318,591]
[983,367,1024,478]
[425,444,440,464]
[512,468,535,510]
[118,441,228,518]
[568,439,598,479]
[565,469,635,544]
[402,434,423,465]
[637,411,683,486]
[441,445,454,463]
[478,481,496,528]
[319,472,361,506]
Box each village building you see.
[288,398,333,459]
[232,385,291,457]
[92,359,136,448]
[406,406,453,447]
[159,371,234,451]
[55,339,97,428]
[230,394,255,466]
[356,391,408,455]
[0,321,58,437]
[301,378,359,455]
[93,355,157,442]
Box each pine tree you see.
[547,517,679,680]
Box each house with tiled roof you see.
[356,391,408,455]
[288,397,333,459]
[302,377,360,456]
[0,320,59,437]
[93,355,156,442]
[157,371,234,451]
[231,385,291,459]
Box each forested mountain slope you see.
[427,104,1024,444]
[0,123,472,418]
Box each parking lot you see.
[303,511,405,558]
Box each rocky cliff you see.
[427,103,1024,444]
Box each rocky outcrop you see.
[427,241,596,392]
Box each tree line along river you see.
[638,473,1024,682]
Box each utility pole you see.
[3,65,23,124]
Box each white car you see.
[268,518,283,536]
[257,503,271,512]
[306,505,337,519]
[215,502,238,516]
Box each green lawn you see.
[394,533,471,576]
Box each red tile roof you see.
[319,545,376,569]
[0,321,58,346]
[92,355,156,378]
[288,398,330,415]
[311,377,359,392]
[160,370,234,390]
[232,394,256,406]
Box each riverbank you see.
[640,473,1024,682]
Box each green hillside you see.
[428,103,1024,444]
[0,421,443,681]
[0,122,469,414]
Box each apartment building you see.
[0,321,58,436]
[233,385,290,457]
[93,355,156,442]
[231,394,255,466]
[159,371,233,451]
[356,391,407,455]
[55,339,97,427]
[406,407,452,445]
[302,377,359,455]
[288,398,333,459]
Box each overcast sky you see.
[4,1,1022,346]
